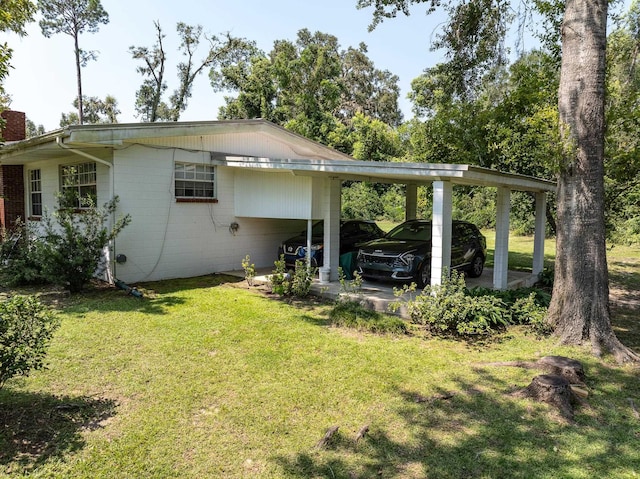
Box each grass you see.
[1,239,639,478]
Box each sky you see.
[0,0,633,132]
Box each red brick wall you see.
[0,165,25,230]
[1,110,26,141]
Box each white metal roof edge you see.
[213,155,557,192]
[0,120,355,162]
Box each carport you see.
[214,155,556,290]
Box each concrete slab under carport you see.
[226,267,535,320]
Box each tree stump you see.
[518,374,576,420]
[537,356,585,385]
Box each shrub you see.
[330,300,407,335]
[241,255,256,286]
[39,196,131,293]
[512,292,554,336]
[400,270,510,336]
[269,256,315,298]
[0,219,47,286]
[270,255,291,296]
[0,295,60,390]
[467,285,552,336]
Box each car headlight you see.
[397,252,415,266]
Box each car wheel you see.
[417,262,431,289]
[468,254,484,278]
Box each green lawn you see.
[1,241,639,478]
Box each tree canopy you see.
[38,0,109,124]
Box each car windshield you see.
[386,222,432,241]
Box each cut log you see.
[316,425,339,449]
[355,424,369,442]
[517,374,576,420]
[570,385,589,399]
[537,356,586,385]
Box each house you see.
[0,114,556,289]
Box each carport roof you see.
[212,155,557,193]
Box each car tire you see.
[467,254,484,278]
[417,262,431,289]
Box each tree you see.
[130,21,168,122]
[357,0,639,362]
[60,94,120,126]
[38,0,109,125]
[604,1,640,244]
[548,0,638,362]
[216,29,402,147]
[26,118,45,137]
[0,0,36,112]
[131,21,258,122]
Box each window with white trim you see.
[29,169,42,217]
[60,162,97,208]
[174,162,216,199]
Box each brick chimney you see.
[0,110,27,231]
[1,110,26,142]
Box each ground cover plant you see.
[0,238,638,478]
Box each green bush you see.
[0,295,60,389]
[468,286,552,336]
[401,270,510,336]
[512,292,553,336]
[330,300,408,334]
[269,256,316,298]
[39,196,131,293]
[0,220,47,286]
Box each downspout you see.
[56,135,117,283]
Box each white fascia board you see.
[213,155,557,193]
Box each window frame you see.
[59,162,97,209]
[174,162,217,202]
[28,168,42,218]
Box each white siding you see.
[235,170,314,219]
[112,145,303,283]
[24,156,111,219]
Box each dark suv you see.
[279,220,384,269]
[356,219,487,288]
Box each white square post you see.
[405,183,418,221]
[493,187,511,290]
[431,181,452,286]
[532,192,547,277]
[323,177,342,281]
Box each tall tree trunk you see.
[74,33,84,125]
[548,0,639,363]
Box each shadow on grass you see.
[612,305,640,352]
[137,273,243,294]
[275,361,640,478]
[61,274,244,316]
[0,390,117,472]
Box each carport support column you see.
[405,183,418,221]
[324,177,341,281]
[493,187,511,290]
[532,192,546,277]
[431,181,452,287]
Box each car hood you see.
[359,238,429,254]
[282,235,323,247]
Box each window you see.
[174,162,216,200]
[29,169,42,217]
[60,162,97,208]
